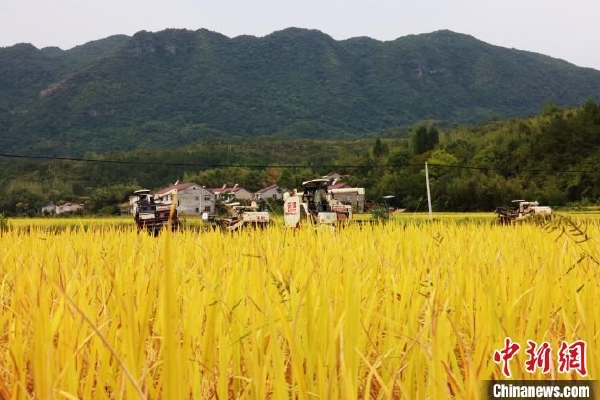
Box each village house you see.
[327,182,366,213]
[328,182,348,191]
[119,201,132,215]
[120,192,147,215]
[42,201,85,215]
[254,184,286,201]
[155,182,216,215]
[322,172,346,182]
[41,203,56,215]
[211,184,253,202]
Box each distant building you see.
[327,182,348,191]
[327,184,366,213]
[155,182,216,215]
[211,184,253,202]
[119,201,132,215]
[322,172,345,181]
[43,202,84,215]
[255,184,285,201]
[41,203,56,215]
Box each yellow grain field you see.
[0,217,598,399]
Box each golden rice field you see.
[0,215,598,399]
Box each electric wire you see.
[0,152,595,174]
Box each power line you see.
[0,153,595,174]
[427,163,596,174]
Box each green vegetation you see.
[2,28,600,214]
[0,213,7,231]
[1,99,599,214]
[1,29,600,156]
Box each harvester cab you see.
[283,178,353,228]
[133,189,180,235]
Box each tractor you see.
[283,178,354,228]
[132,189,180,235]
[495,200,552,225]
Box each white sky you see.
[1,0,599,71]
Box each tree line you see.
[1,99,599,215]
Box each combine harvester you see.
[283,178,359,228]
[494,200,552,225]
[132,189,180,235]
[220,202,271,231]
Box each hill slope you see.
[1,28,600,156]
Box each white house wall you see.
[177,186,216,215]
[256,188,281,201]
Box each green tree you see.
[277,169,297,191]
[541,99,560,117]
[6,180,47,214]
[411,126,439,155]
[89,184,138,214]
[372,138,389,159]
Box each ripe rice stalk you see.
[0,218,598,399]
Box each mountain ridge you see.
[1,28,599,156]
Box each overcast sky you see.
[2,0,599,71]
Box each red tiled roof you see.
[255,184,277,194]
[328,183,348,190]
[211,186,247,194]
[155,182,196,195]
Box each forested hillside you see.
[1,99,599,214]
[0,35,129,144]
[1,28,600,156]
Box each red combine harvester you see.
[132,189,180,235]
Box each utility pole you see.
[425,162,433,221]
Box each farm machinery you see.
[132,189,180,235]
[219,202,271,231]
[283,178,354,228]
[494,200,552,224]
